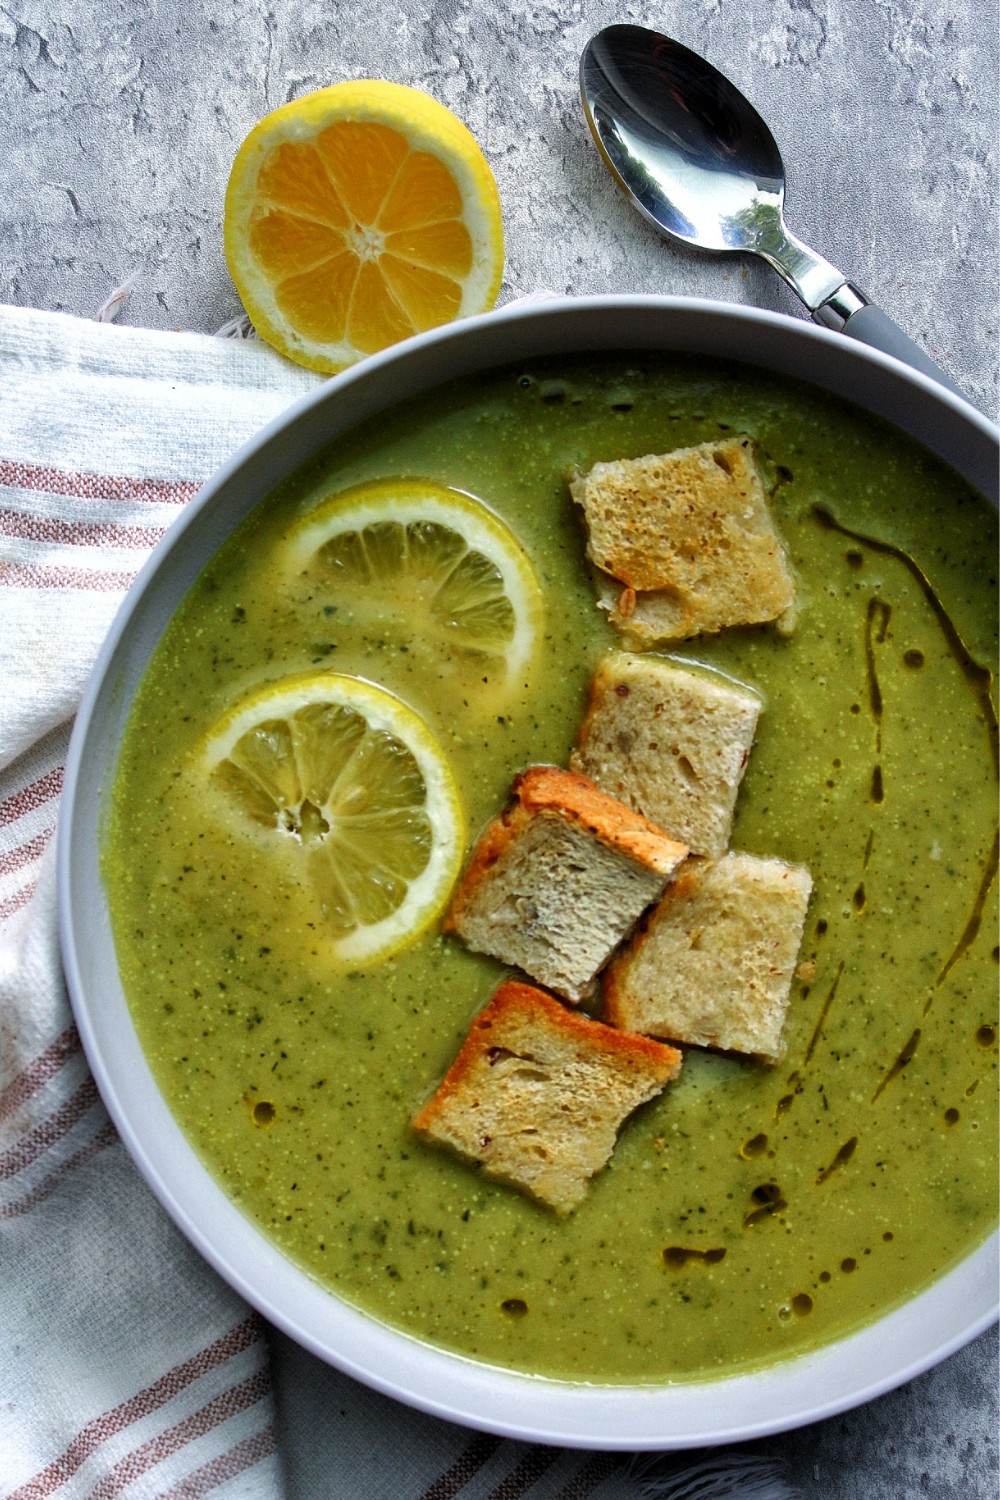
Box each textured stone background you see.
[2,0,997,1495]
[1,0,997,409]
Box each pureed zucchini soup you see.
[104,355,998,1382]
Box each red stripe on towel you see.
[0,883,37,922]
[0,459,199,506]
[8,1318,265,1500]
[0,828,54,878]
[86,1369,271,1500]
[0,1076,99,1181]
[0,509,167,549]
[155,1425,279,1500]
[0,767,64,827]
[0,1120,117,1218]
[0,561,136,591]
[0,1025,81,1125]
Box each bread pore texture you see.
[569,436,797,644]
[571,653,761,857]
[412,980,683,1213]
[445,766,688,1002]
[604,852,813,1062]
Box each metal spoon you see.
[580,24,963,397]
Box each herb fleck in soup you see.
[104,357,999,1381]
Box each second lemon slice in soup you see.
[286,479,544,686]
[204,672,465,964]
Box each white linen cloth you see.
[0,303,800,1500]
[0,304,318,1499]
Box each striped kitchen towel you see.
[0,303,800,1500]
[0,304,316,1500]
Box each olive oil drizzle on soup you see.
[104,357,998,1382]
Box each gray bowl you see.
[58,296,999,1449]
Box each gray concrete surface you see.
[2,0,997,1494]
[2,0,997,410]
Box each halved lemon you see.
[204,673,465,963]
[285,478,544,685]
[224,81,504,372]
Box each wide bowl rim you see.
[58,293,999,1449]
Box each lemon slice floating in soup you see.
[204,672,465,964]
[285,479,544,689]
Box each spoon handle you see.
[770,231,966,399]
[816,283,966,400]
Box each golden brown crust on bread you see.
[444,765,688,937]
[511,766,688,873]
[444,768,688,1002]
[414,981,682,1118]
[412,980,682,1213]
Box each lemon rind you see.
[224,81,504,374]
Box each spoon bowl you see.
[582,29,787,257]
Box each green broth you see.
[104,356,999,1381]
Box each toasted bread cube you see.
[412,980,683,1213]
[571,653,761,858]
[570,437,796,643]
[604,852,812,1062]
[445,767,688,1003]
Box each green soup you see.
[104,356,998,1382]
